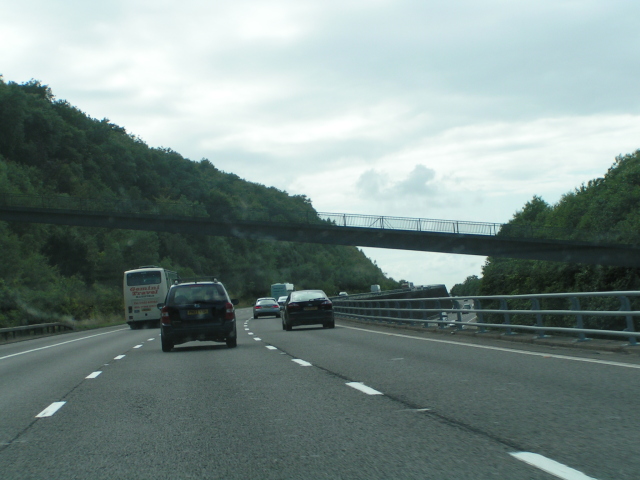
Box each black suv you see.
[159,280,239,352]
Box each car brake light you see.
[255,306,261,309]
[287,302,301,311]
[225,302,235,321]
[161,306,171,325]
[322,299,333,310]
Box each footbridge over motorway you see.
[2,193,640,267]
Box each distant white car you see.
[277,296,288,309]
[338,292,348,296]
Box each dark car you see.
[253,298,281,318]
[159,280,239,352]
[282,289,334,331]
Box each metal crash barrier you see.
[332,291,640,346]
[0,323,74,342]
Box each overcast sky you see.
[3,0,640,290]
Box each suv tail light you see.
[225,302,235,321]
[161,306,171,325]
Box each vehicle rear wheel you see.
[161,336,173,352]
[285,321,292,331]
[226,337,237,348]
[282,319,286,330]
[253,314,258,319]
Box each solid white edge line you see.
[510,452,597,480]
[346,382,383,395]
[292,359,312,367]
[340,325,640,370]
[36,401,66,418]
[85,371,102,379]
[0,328,129,362]
[114,355,125,360]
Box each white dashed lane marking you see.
[36,402,66,418]
[266,346,277,350]
[85,371,102,379]
[346,382,383,395]
[292,359,312,367]
[254,337,262,341]
[510,452,597,480]
[133,345,143,349]
[114,355,125,360]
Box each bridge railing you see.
[332,291,640,345]
[0,193,620,243]
[317,213,503,235]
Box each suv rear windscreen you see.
[168,284,226,305]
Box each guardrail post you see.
[456,300,464,331]
[475,300,486,333]
[420,300,428,327]
[501,299,516,335]
[438,301,448,329]
[618,295,638,346]
[531,298,548,338]
[407,300,416,326]
[570,297,590,342]
[394,301,401,324]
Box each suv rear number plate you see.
[187,309,208,315]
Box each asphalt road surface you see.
[1,308,639,479]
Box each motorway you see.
[1,308,639,479]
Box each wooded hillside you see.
[0,78,399,327]
[452,150,640,298]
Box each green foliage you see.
[0,78,399,327]
[475,150,640,330]
[450,275,481,297]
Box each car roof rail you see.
[176,276,219,284]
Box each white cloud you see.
[2,0,640,289]
[356,165,437,199]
